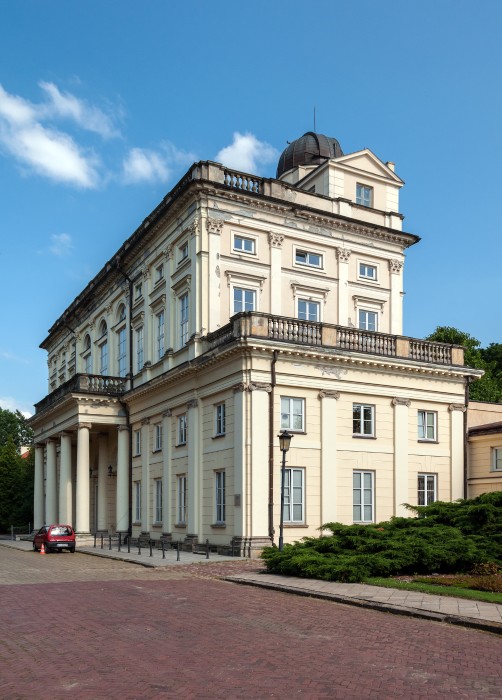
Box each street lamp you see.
[278,430,293,551]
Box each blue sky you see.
[1,0,501,416]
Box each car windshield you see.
[50,526,72,536]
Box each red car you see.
[33,524,76,553]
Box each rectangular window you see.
[492,448,502,471]
[295,250,322,268]
[134,429,141,456]
[156,310,165,360]
[353,404,375,436]
[136,326,144,372]
[215,403,226,436]
[117,327,127,377]
[233,235,255,254]
[353,471,374,522]
[356,183,373,207]
[84,352,92,374]
[233,287,256,313]
[298,299,320,322]
[215,471,226,523]
[283,468,304,523]
[359,263,377,281]
[155,479,163,523]
[177,475,187,524]
[100,341,108,376]
[418,474,437,506]
[281,397,305,432]
[178,414,187,445]
[358,310,378,331]
[179,241,189,262]
[180,293,189,345]
[135,282,143,300]
[134,481,141,522]
[155,263,164,282]
[154,424,163,452]
[418,410,437,441]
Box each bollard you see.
[94,533,97,548]
[109,535,112,551]
[127,537,131,554]
[100,534,104,550]
[118,533,121,552]
[162,541,165,559]
[149,539,153,557]
[177,540,180,561]
[206,538,210,559]
[138,541,141,555]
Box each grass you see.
[366,577,502,605]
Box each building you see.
[29,131,481,554]
[467,401,502,497]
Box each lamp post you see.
[278,430,293,551]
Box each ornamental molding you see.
[392,397,411,407]
[291,281,330,303]
[249,382,272,393]
[389,259,404,274]
[449,403,466,412]
[142,264,151,280]
[318,390,340,400]
[77,422,93,431]
[336,247,352,263]
[268,232,284,248]
[206,217,224,234]
[117,425,130,433]
[141,418,150,426]
[233,382,248,393]
[162,409,172,417]
[163,245,173,260]
[187,399,199,409]
[186,219,200,238]
[225,270,266,291]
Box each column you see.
[45,439,57,524]
[233,384,246,539]
[59,432,73,525]
[268,233,284,315]
[76,423,92,534]
[449,404,466,500]
[392,398,410,517]
[116,425,130,533]
[249,383,270,540]
[97,433,109,531]
[33,444,45,529]
[319,390,340,531]
[389,259,404,335]
[187,399,200,537]
[162,410,172,535]
[141,418,150,533]
[336,248,351,326]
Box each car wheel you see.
[70,547,75,553]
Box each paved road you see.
[1,547,501,699]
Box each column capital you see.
[162,409,172,417]
[336,247,352,263]
[59,431,72,439]
[206,217,224,234]
[249,382,272,393]
[268,232,284,248]
[389,259,404,274]
[392,397,411,407]
[141,417,150,425]
[233,382,248,393]
[449,403,466,412]
[318,390,340,400]
[187,399,199,409]
[77,422,92,431]
[117,424,130,432]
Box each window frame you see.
[178,240,189,264]
[353,470,374,523]
[177,474,187,525]
[356,183,373,207]
[294,249,323,269]
[492,448,502,472]
[283,467,305,524]
[417,410,438,442]
[215,470,226,524]
[233,287,256,314]
[233,234,256,255]
[280,396,305,433]
[179,293,189,345]
[215,403,226,437]
[154,478,163,523]
[358,309,378,332]
[177,414,187,446]
[156,309,165,361]
[155,263,164,283]
[154,423,163,452]
[353,403,375,437]
[297,298,320,322]
[136,325,144,373]
[134,481,141,523]
[134,429,141,456]
[358,262,378,282]
[117,326,127,378]
[417,473,437,506]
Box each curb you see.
[225,576,502,636]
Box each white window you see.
[358,309,378,331]
[155,263,164,283]
[154,424,163,451]
[233,235,255,254]
[156,310,165,360]
[281,397,305,432]
[298,299,320,322]
[233,287,256,313]
[418,410,437,441]
[356,183,373,207]
[135,282,143,300]
[359,263,377,281]
[136,326,144,372]
[134,481,141,522]
[134,429,141,456]
[283,468,304,523]
[353,471,374,522]
[117,327,127,377]
[418,473,437,506]
[180,293,189,345]
[177,414,187,445]
[215,403,226,436]
[492,448,502,472]
[177,475,187,524]
[295,250,322,268]
[215,471,226,523]
[179,241,189,262]
[155,479,163,523]
[353,404,375,437]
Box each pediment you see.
[334,149,403,183]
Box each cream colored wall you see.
[468,401,502,427]
[468,433,502,497]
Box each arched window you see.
[83,334,92,374]
[99,321,108,376]
[116,306,127,378]
[117,304,126,322]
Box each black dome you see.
[276,132,344,178]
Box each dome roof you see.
[276,132,344,178]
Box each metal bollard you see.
[118,533,121,552]
[94,533,97,548]
[206,538,210,559]
[177,540,180,561]
[100,534,104,549]
[138,541,141,555]
[127,537,131,554]
[109,535,112,551]
[149,539,153,557]
[162,541,165,559]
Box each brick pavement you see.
[1,545,502,699]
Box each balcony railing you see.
[34,373,127,415]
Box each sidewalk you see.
[4,539,502,635]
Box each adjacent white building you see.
[30,131,480,554]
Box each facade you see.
[467,401,502,497]
[30,132,480,554]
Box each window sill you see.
[212,433,226,440]
[152,523,162,528]
[175,523,186,529]
[176,443,187,448]
[352,435,376,439]
[152,448,162,453]
[418,439,439,444]
[211,523,226,529]
[284,523,308,528]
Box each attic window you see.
[356,184,372,207]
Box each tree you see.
[0,407,34,530]
[426,327,502,402]
[0,408,33,450]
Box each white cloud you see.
[215,132,277,174]
[0,351,29,365]
[49,233,73,257]
[0,396,33,417]
[122,147,170,184]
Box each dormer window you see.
[356,184,373,207]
